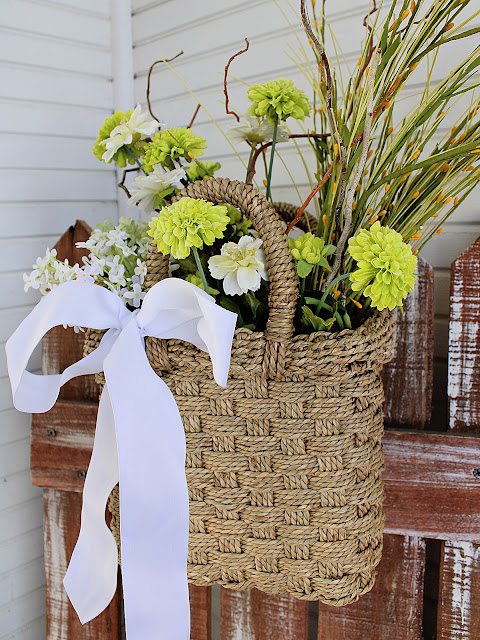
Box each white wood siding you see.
[132,0,480,366]
[0,1,116,637]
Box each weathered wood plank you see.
[189,585,211,640]
[317,535,425,639]
[447,237,480,432]
[383,256,434,429]
[44,488,122,639]
[220,588,308,640]
[437,236,480,639]
[31,401,480,540]
[438,542,480,640]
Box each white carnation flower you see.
[227,115,289,146]
[101,104,162,163]
[208,235,268,296]
[128,165,186,213]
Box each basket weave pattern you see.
[86,178,395,606]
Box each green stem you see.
[125,146,146,174]
[296,277,306,325]
[192,248,210,295]
[265,118,279,201]
[316,272,352,314]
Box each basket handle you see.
[144,177,299,343]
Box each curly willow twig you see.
[224,38,250,122]
[146,51,184,122]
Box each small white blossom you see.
[101,105,162,163]
[134,259,147,284]
[128,165,186,214]
[208,236,268,296]
[121,282,145,308]
[227,115,289,146]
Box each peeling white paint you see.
[448,541,480,638]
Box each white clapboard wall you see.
[132,0,480,370]
[0,1,117,638]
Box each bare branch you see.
[246,132,330,184]
[118,167,141,199]
[285,164,333,235]
[146,51,184,122]
[224,38,250,123]
[187,104,201,129]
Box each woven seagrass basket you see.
[85,177,395,606]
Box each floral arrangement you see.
[25,0,480,334]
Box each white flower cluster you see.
[24,218,151,308]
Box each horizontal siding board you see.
[0,587,45,637]
[0,98,110,139]
[0,202,117,239]
[0,169,117,202]
[39,0,110,17]
[1,272,43,307]
[2,615,46,640]
[0,439,31,477]
[0,134,112,171]
[0,409,31,447]
[0,498,44,545]
[3,0,110,46]
[0,307,33,344]
[0,64,113,109]
[0,340,41,379]
[0,529,44,578]
[0,28,111,77]
[0,471,42,512]
[0,558,45,608]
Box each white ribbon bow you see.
[6,278,236,640]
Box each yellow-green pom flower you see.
[93,110,136,167]
[288,232,335,277]
[143,128,207,172]
[148,197,229,259]
[186,160,221,182]
[348,221,417,311]
[247,79,311,123]
[185,273,219,295]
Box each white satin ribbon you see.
[6,279,236,640]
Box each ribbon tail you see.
[63,386,120,623]
[105,320,190,640]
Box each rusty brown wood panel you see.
[317,535,425,639]
[43,488,123,639]
[383,256,434,429]
[447,237,480,432]
[31,402,480,541]
[438,237,480,639]
[438,542,480,640]
[317,258,434,638]
[220,588,308,640]
[189,585,211,640]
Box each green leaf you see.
[245,292,262,320]
[323,244,336,256]
[296,260,314,278]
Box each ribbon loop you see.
[6,279,236,640]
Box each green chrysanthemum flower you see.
[185,273,219,295]
[348,221,417,311]
[288,233,335,278]
[148,197,229,259]
[226,205,251,236]
[93,110,144,167]
[247,78,311,123]
[143,128,207,172]
[186,161,221,182]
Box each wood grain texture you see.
[438,236,480,639]
[448,236,480,432]
[31,401,480,540]
[317,534,426,640]
[438,542,480,640]
[220,588,308,640]
[189,585,211,640]
[383,256,434,429]
[43,488,122,639]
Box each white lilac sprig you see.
[24,218,151,309]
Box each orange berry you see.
[351,299,363,309]
[442,164,451,172]
[413,250,419,255]
[322,214,327,225]
[387,126,393,135]
[367,150,374,159]
[454,197,459,206]
[411,233,422,240]
[401,9,410,20]
[435,228,444,234]
[436,193,444,203]
[412,191,420,199]
[263,179,268,187]
[411,150,421,161]
[445,23,454,32]
[369,215,379,223]
[445,197,452,204]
